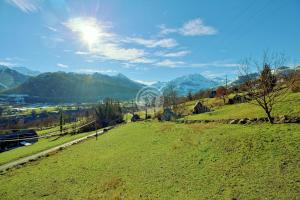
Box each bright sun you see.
[79,24,100,47]
[67,18,102,48]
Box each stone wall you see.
[180,115,300,125]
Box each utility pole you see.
[95,121,98,140]
[131,100,134,115]
[225,75,228,90]
[59,109,63,134]
[74,117,77,135]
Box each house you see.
[0,130,38,152]
[193,101,210,114]
[209,90,217,98]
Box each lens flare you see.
[65,17,103,48]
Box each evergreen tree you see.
[95,99,124,128]
[59,109,64,133]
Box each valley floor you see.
[0,122,299,199]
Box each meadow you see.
[0,122,299,199]
[185,92,300,120]
[0,130,95,165]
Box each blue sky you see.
[0,0,299,84]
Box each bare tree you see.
[187,91,193,101]
[216,86,227,104]
[240,52,295,124]
[144,96,151,119]
[163,83,178,108]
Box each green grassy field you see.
[1,122,299,199]
[0,119,93,165]
[185,92,300,120]
[0,131,96,165]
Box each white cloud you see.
[122,63,136,68]
[134,80,156,85]
[158,50,190,57]
[221,63,241,67]
[75,51,90,55]
[130,57,156,64]
[158,24,177,35]
[191,61,240,68]
[93,43,146,61]
[159,18,217,36]
[77,68,117,74]
[201,71,222,78]
[156,59,185,68]
[0,57,25,67]
[64,17,150,64]
[180,18,217,36]
[6,0,41,13]
[0,61,17,67]
[154,59,240,69]
[45,26,57,32]
[202,70,239,80]
[125,37,177,48]
[57,63,68,68]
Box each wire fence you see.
[0,119,90,132]
[0,120,96,142]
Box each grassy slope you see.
[0,131,95,165]
[36,120,87,135]
[0,119,95,165]
[185,92,300,120]
[0,122,299,199]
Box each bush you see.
[131,114,141,122]
[155,112,163,121]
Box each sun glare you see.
[67,18,102,48]
[79,24,100,47]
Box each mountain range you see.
[2,72,144,103]
[11,66,40,76]
[0,65,29,91]
[1,65,225,103]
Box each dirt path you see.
[0,128,110,173]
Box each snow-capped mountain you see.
[11,67,40,76]
[151,74,221,96]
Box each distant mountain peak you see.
[0,66,29,91]
[0,65,40,76]
[12,67,40,76]
[0,65,9,70]
[152,73,221,96]
[115,73,129,79]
